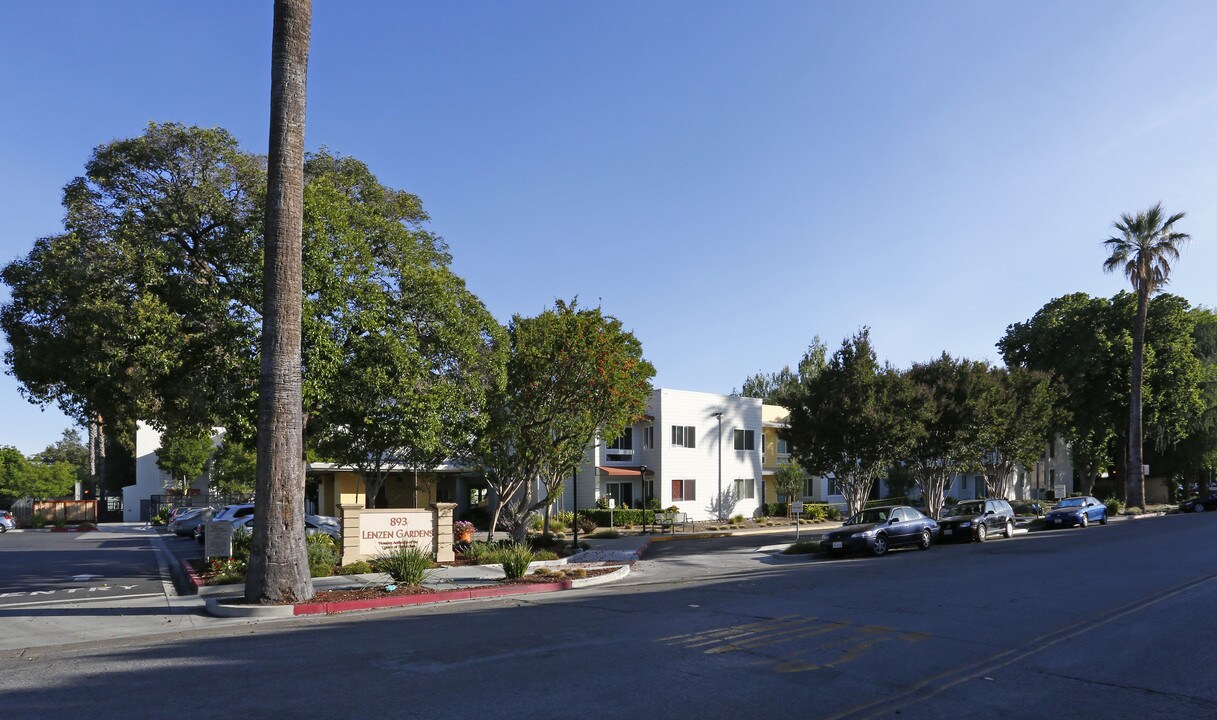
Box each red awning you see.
[596,465,654,477]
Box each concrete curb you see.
[205,597,296,618]
[179,558,206,592]
[293,580,572,616]
[568,563,631,588]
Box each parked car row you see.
[820,495,1110,558]
[183,504,342,544]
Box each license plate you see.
[832,541,843,549]
[944,529,953,536]
[1053,519,1061,524]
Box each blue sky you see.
[2,1,1216,455]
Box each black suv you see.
[937,499,1015,542]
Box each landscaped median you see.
[203,561,631,618]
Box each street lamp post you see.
[713,411,723,521]
[640,465,648,533]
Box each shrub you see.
[335,560,373,575]
[208,557,248,585]
[570,568,588,579]
[78,521,96,530]
[532,549,559,561]
[30,514,48,529]
[730,514,745,524]
[554,510,575,526]
[1124,506,1144,516]
[463,540,503,565]
[586,529,621,539]
[499,542,535,579]
[528,514,545,531]
[151,508,171,526]
[231,528,253,563]
[763,502,790,517]
[580,509,655,528]
[52,515,67,528]
[307,534,340,578]
[1105,498,1125,516]
[783,541,820,555]
[373,545,433,585]
[578,516,597,533]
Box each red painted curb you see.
[293,580,573,616]
[179,558,205,590]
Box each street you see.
[2,515,1216,719]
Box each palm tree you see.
[246,0,313,603]
[1102,203,1191,510]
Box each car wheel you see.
[1079,514,1088,528]
[872,534,888,556]
[1195,504,1206,513]
[0,525,6,533]
[1005,520,1014,538]
[976,523,987,542]
[918,528,932,550]
[1099,511,1108,525]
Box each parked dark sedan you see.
[820,506,938,557]
[1180,493,1217,513]
[1043,496,1107,528]
[938,499,1015,542]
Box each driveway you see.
[0,527,170,607]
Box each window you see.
[733,429,755,451]
[963,476,968,491]
[671,479,696,502]
[733,478,756,500]
[803,477,815,498]
[776,437,792,455]
[671,425,696,448]
[606,428,633,461]
[642,426,654,450]
[827,476,840,496]
[644,479,655,502]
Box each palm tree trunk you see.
[246,0,313,604]
[1129,286,1148,510]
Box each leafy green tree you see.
[904,354,990,519]
[155,426,215,494]
[1103,203,1191,508]
[37,428,91,493]
[740,337,827,403]
[784,330,922,516]
[773,462,805,511]
[1000,292,1208,498]
[310,271,506,508]
[975,368,1056,498]
[0,446,77,500]
[478,300,655,541]
[210,437,257,497]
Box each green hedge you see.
[579,509,656,527]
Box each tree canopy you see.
[783,329,921,516]
[477,300,655,541]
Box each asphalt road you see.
[3,515,1216,719]
[0,528,168,607]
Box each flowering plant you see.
[453,521,475,536]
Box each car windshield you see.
[1057,498,1084,508]
[845,509,892,526]
[944,503,983,517]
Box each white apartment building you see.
[562,388,764,521]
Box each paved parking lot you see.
[0,527,170,607]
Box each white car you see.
[229,514,342,542]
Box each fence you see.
[148,493,254,520]
[11,498,97,526]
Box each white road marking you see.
[0,592,162,609]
